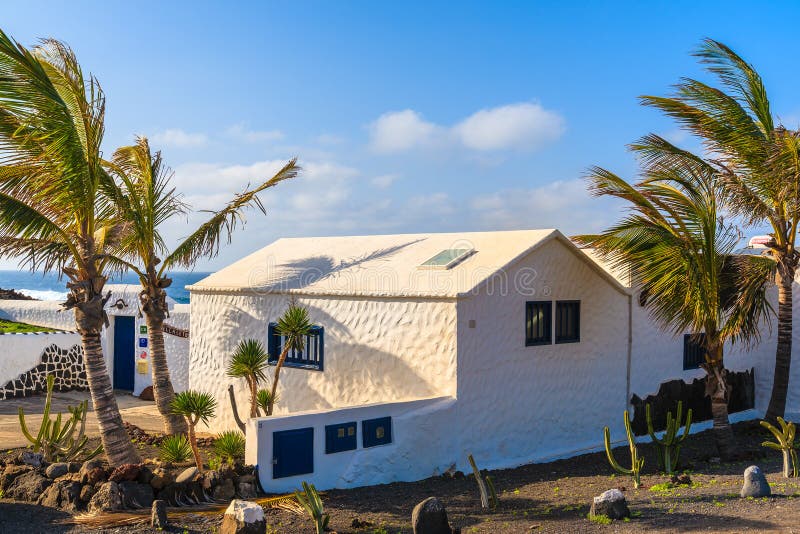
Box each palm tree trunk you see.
[248,375,258,418]
[75,300,140,465]
[145,310,188,435]
[188,422,203,472]
[267,345,290,416]
[766,260,795,422]
[705,359,736,461]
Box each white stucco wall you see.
[0,331,82,385]
[246,396,457,493]
[0,300,75,330]
[189,292,458,432]
[455,238,631,468]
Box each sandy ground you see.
[0,390,165,447]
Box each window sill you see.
[525,340,552,347]
[268,361,324,372]
[555,338,580,345]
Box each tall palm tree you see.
[266,304,313,416]
[0,31,140,463]
[104,137,298,434]
[639,39,799,422]
[576,135,772,459]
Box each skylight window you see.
[419,248,475,270]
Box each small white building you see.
[0,284,190,397]
[187,229,791,493]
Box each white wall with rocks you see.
[0,331,82,386]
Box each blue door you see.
[273,427,314,479]
[113,316,135,391]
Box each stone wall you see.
[0,342,87,400]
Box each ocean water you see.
[0,270,211,304]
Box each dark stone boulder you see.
[139,386,155,401]
[88,481,123,513]
[19,451,43,467]
[0,464,32,491]
[45,462,69,480]
[37,478,82,511]
[79,484,95,502]
[109,463,141,483]
[412,497,451,534]
[79,459,105,484]
[150,467,173,490]
[213,478,236,501]
[7,470,52,501]
[119,481,155,509]
[590,489,630,520]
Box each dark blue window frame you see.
[555,300,580,344]
[362,416,392,448]
[325,421,357,454]
[683,333,706,370]
[268,322,324,371]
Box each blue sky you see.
[3,1,799,270]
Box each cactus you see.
[467,454,498,511]
[645,401,692,474]
[18,374,103,462]
[603,410,644,489]
[295,481,329,534]
[761,417,798,478]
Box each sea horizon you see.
[0,269,211,304]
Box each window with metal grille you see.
[268,323,324,371]
[525,301,552,346]
[683,333,706,370]
[555,300,580,344]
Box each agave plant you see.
[267,305,313,415]
[295,481,329,534]
[170,390,217,471]
[214,430,246,465]
[159,433,193,463]
[227,339,270,418]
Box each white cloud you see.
[370,173,400,189]
[316,133,346,145]
[454,103,565,151]
[226,123,285,143]
[470,179,620,235]
[368,110,441,153]
[368,102,565,154]
[151,128,208,148]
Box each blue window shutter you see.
[268,322,278,364]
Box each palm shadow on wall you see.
[249,239,425,293]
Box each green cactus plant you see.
[467,454,499,511]
[18,374,103,462]
[645,401,693,474]
[603,410,644,489]
[761,417,798,478]
[295,481,329,534]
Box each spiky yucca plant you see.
[159,433,193,463]
[170,390,216,471]
[214,430,246,465]
[267,305,313,415]
[227,339,270,418]
[256,389,279,416]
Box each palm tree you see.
[104,137,298,434]
[227,339,270,418]
[576,135,772,459]
[266,305,313,416]
[639,39,799,422]
[170,390,216,471]
[0,31,140,463]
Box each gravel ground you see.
[3,420,800,533]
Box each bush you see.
[214,430,246,464]
[160,433,192,463]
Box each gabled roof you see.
[188,229,629,299]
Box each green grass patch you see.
[0,319,58,334]
[587,513,612,525]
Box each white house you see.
[0,284,190,397]
[186,228,795,493]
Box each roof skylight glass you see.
[419,248,475,269]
